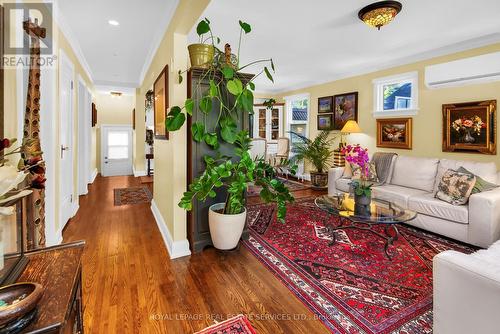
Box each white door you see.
[101,126,133,177]
[59,51,75,227]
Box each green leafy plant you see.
[167,19,296,222]
[290,131,336,173]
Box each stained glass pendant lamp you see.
[358,1,403,30]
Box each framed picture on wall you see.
[333,92,358,130]
[153,65,169,140]
[318,96,333,113]
[443,100,496,155]
[91,103,97,127]
[132,108,135,130]
[377,118,412,150]
[317,114,333,130]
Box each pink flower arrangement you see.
[342,145,370,180]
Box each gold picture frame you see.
[442,100,496,155]
[376,118,412,150]
[153,65,169,140]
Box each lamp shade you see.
[340,120,362,134]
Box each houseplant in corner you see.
[290,131,336,189]
[342,144,372,215]
[165,19,296,250]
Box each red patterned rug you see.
[114,187,152,206]
[194,315,257,334]
[243,197,475,334]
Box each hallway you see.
[63,176,329,334]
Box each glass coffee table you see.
[315,194,417,259]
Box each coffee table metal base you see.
[326,219,399,260]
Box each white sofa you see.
[328,155,500,248]
[433,240,500,334]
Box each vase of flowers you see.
[342,145,372,215]
[452,116,485,144]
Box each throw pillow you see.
[457,167,499,194]
[351,162,379,183]
[435,169,476,205]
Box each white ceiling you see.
[58,0,179,90]
[189,0,500,94]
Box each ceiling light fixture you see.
[358,1,402,30]
[108,20,120,26]
[110,91,122,97]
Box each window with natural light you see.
[373,71,418,117]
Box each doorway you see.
[59,51,75,229]
[101,125,133,177]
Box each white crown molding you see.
[151,199,191,259]
[138,0,180,86]
[47,0,94,84]
[256,33,500,95]
[94,84,136,96]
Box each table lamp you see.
[333,120,362,167]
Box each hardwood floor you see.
[63,175,329,334]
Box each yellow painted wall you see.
[272,43,500,169]
[2,0,96,239]
[95,93,135,171]
[137,0,210,242]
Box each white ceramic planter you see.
[208,203,247,250]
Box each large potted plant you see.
[166,19,295,250]
[290,131,336,189]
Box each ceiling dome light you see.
[108,20,120,26]
[358,1,402,30]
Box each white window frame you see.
[372,71,419,118]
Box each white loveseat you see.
[328,155,500,248]
[433,240,500,334]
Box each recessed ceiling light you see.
[108,20,120,26]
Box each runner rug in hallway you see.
[243,197,475,334]
[194,315,257,334]
[114,186,152,206]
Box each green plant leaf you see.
[191,122,205,142]
[204,132,219,149]
[221,66,234,79]
[270,58,275,72]
[166,106,185,131]
[240,89,254,113]
[185,98,194,116]
[226,78,243,96]
[264,67,274,83]
[238,20,251,34]
[199,96,212,114]
[248,81,255,91]
[209,80,218,97]
[220,116,238,144]
[178,70,183,84]
[196,20,210,36]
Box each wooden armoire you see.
[186,68,253,252]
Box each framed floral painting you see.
[377,118,412,149]
[333,92,358,130]
[443,100,496,155]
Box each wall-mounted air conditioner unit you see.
[425,51,500,89]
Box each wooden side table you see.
[18,241,85,333]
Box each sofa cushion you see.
[335,178,351,193]
[434,159,498,193]
[408,193,469,224]
[372,184,427,209]
[435,169,476,205]
[457,167,499,194]
[390,156,439,192]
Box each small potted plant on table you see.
[342,145,373,215]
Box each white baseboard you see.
[133,167,147,177]
[150,199,191,259]
[90,168,98,183]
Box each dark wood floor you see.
[63,176,329,334]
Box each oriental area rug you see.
[114,187,152,206]
[247,177,310,197]
[194,315,257,334]
[243,197,475,334]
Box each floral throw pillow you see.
[435,169,476,205]
[351,162,379,183]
